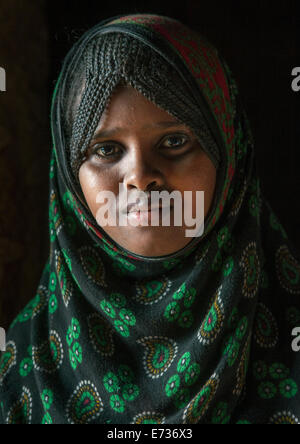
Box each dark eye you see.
[162,135,188,149]
[92,144,121,158]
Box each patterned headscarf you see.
[1,13,300,425]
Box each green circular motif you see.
[122,383,139,401]
[235,316,248,340]
[72,342,82,364]
[217,227,230,249]
[223,336,240,367]
[204,306,217,333]
[110,394,125,413]
[50,199,59,223]
[286,306,300,326]
[192,386,212,418]
[19,358,33,377]
[49,157,55,179]
[173,283,186,300]
[185,363,201,386]
[184,288,196,308]
[49,338,61,365]
[211,402,230,424]
[254,304,278,347]
[41,389,53,410]
[58,267,67,298]
[66,326,73,347]
[50,221,56,242]
[177,352,191,373]
[164,301,181,322]
[108,293,127,308]
[49,294,58,314]
[63,190,75,211]
[228,307,239,329]
[152,344,170,370]
[269,363,289,380]
[119,309,136,326]
[174,388,190,409]
[18,297,39,323]
[252,361,267,380]
[178,310,194,328]
[166,374,180,397]
[258,381,277,399]
[71,318,81,340]
[103,372,120,393]
[114,320,130,337]
[49,272,57,292]
[100,300,116,319]
[279,379,298,398]
[144,280,163,300]
[65,214,77,236]
[117,365,134,384]
[69,349,78,370]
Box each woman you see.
[1,13,300,425]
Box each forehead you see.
[95,84,184,134]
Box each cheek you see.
[78,163,114,217]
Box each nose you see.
[123,151,165,192]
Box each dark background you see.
[0,0,299,328]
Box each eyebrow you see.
[92,121,188,140]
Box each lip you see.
[125,203,172,214]
[129,207,163,214]
[126,206,174,224]
[127,207,166,222]
[128,206,162,214]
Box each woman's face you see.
[79,84,216,257]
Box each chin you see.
[102,226,192,257]
[119,232,190,257]
[125,245,177,257]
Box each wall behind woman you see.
[0,0,299,329]
[186,1,300,250]
[0,0,50,329]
